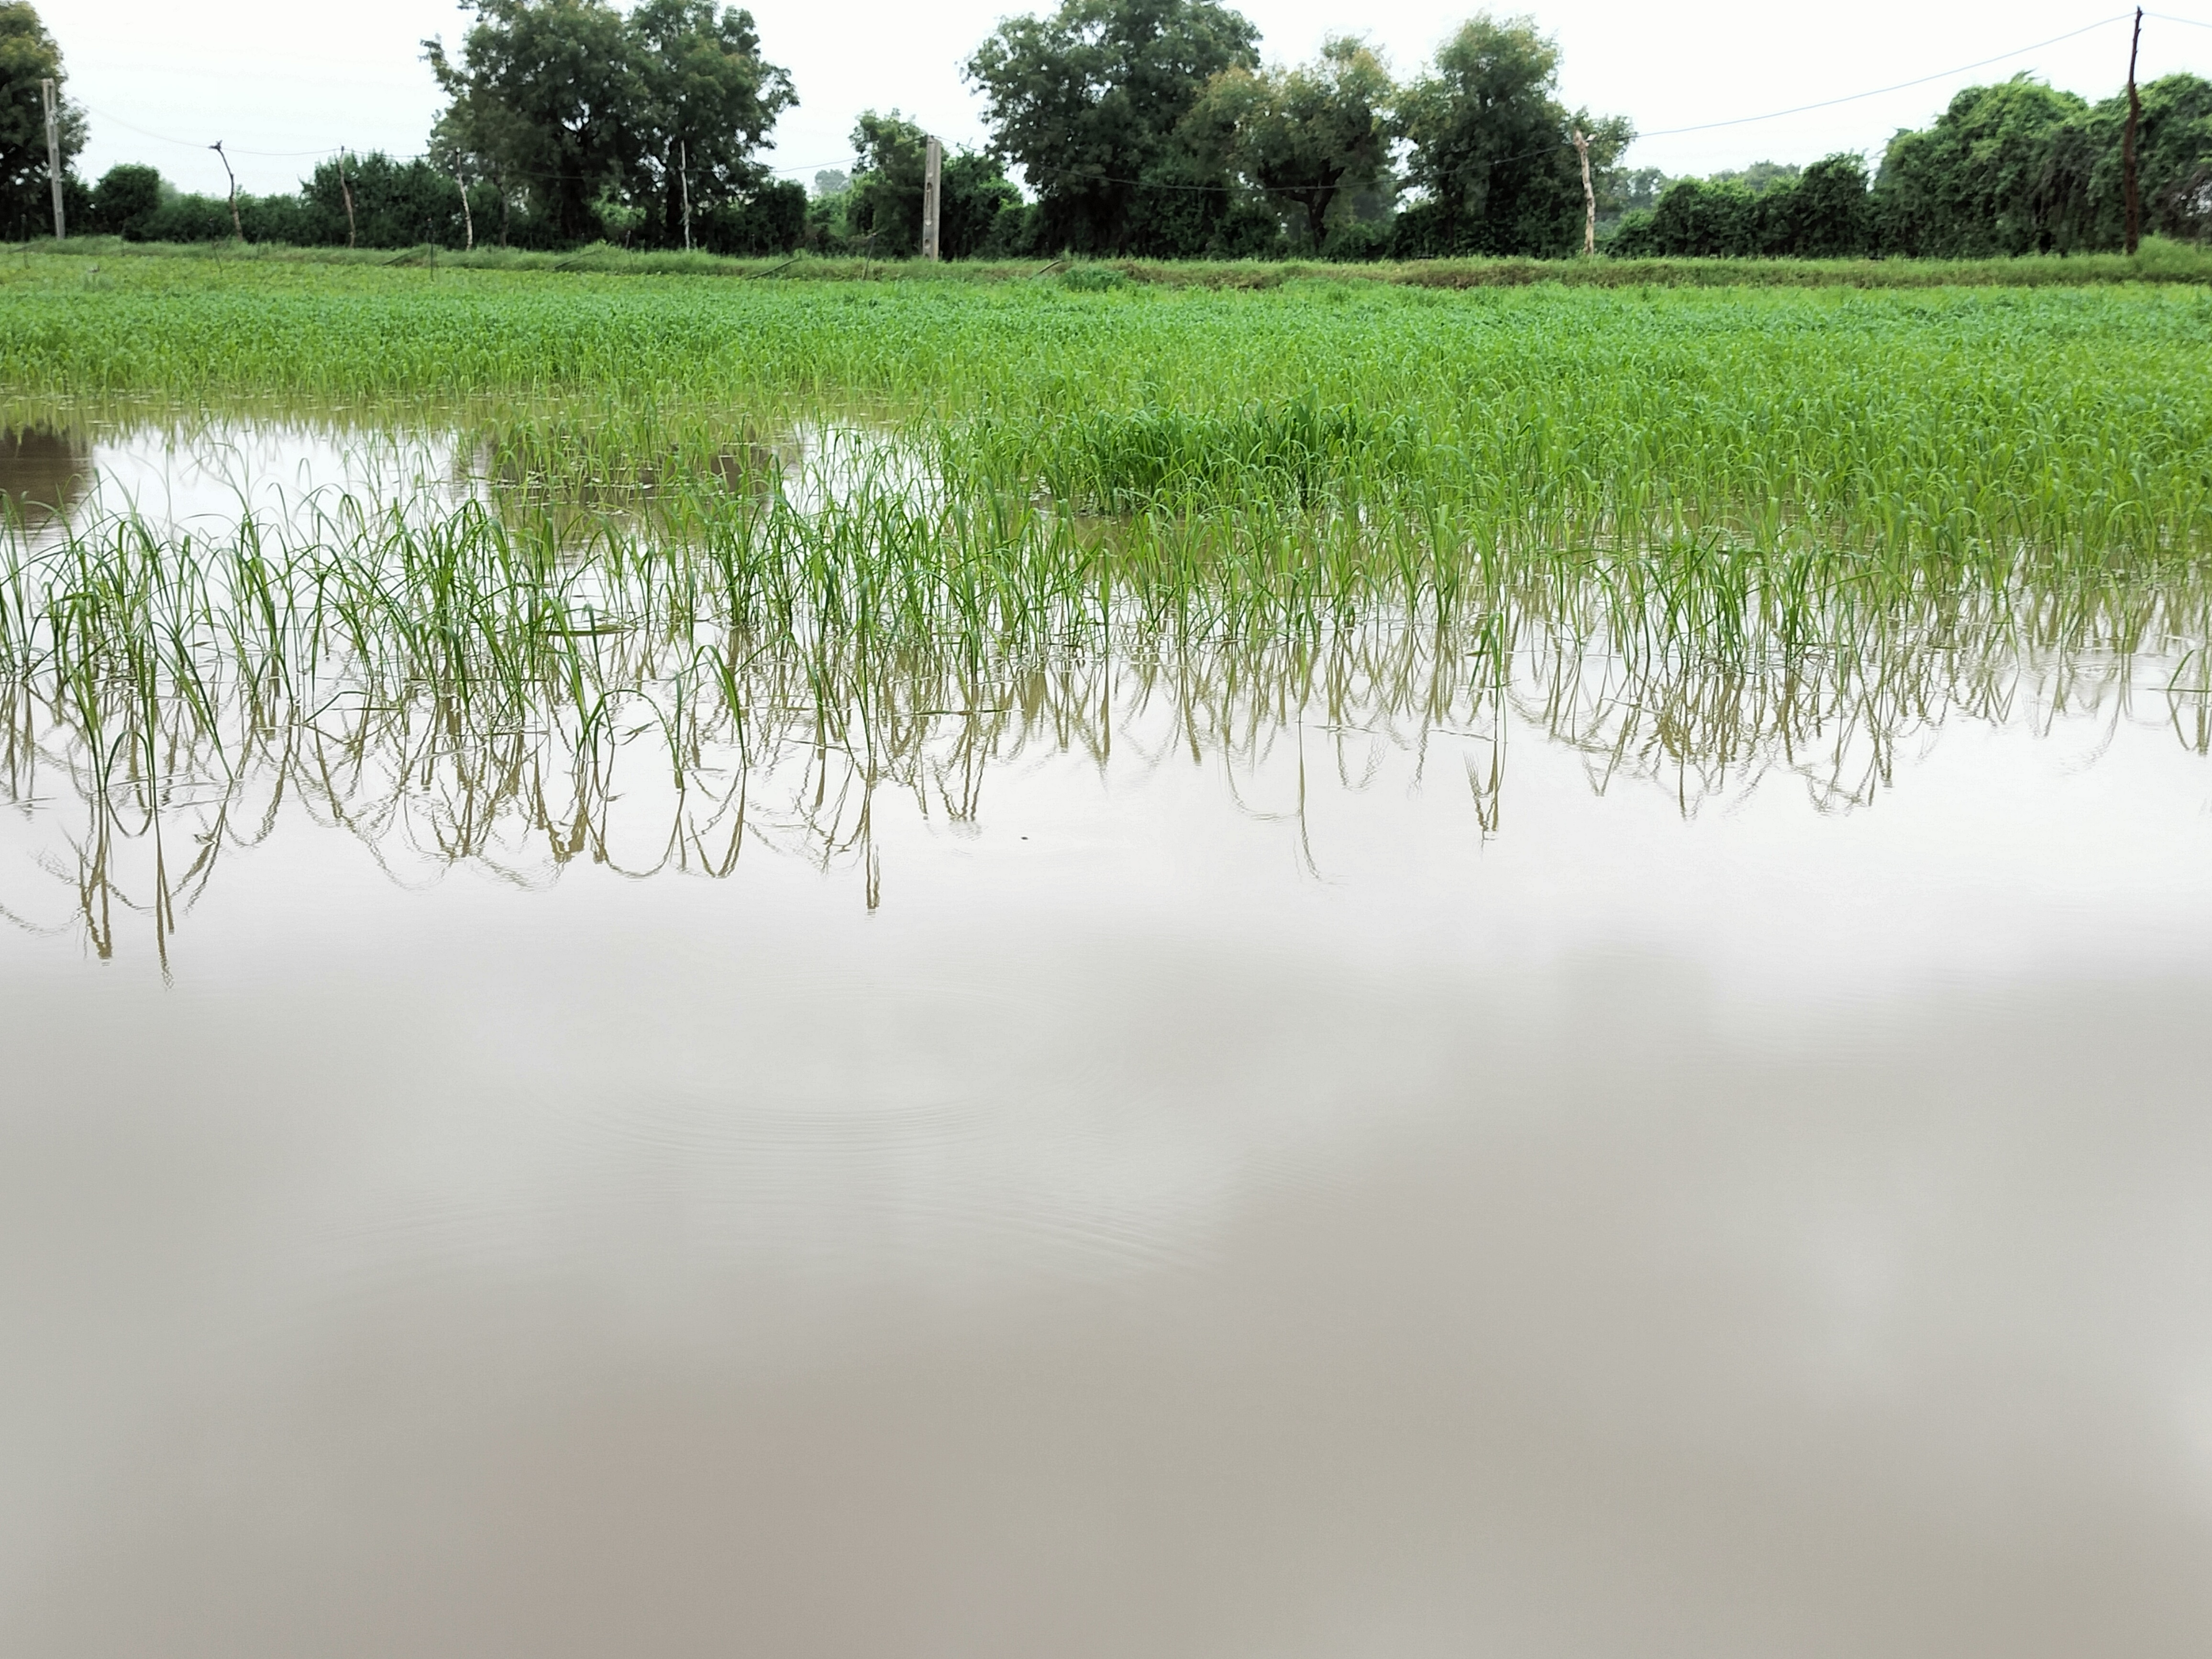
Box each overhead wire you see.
[1636,14,2135,138]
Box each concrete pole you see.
[921,137,942,262]
[1573,129,1594,257]
[42,79,66,240]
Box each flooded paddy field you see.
[5,264,2212,1656]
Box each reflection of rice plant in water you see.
[6,443,2212,961]
[5,261,2212,956]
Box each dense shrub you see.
[87,164,160,238]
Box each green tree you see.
[1874,76,2084,256]
[88,163,162,239]
[304,153,478,248]
[1183,34,1393,250]
[2043,72,2212,249]
[700,175,804,253]
[629,0,795,244]
[845,108,929,255]
[964,0,1259,254]
[841,109,1025,259]
[941,152,1026,256]
[1394,13,1630,257]
[1608,166,1670,218]
[1708,160,1800,195]
[425,0,641,245]
[1610,153,1871,258]
[1765,153,1869,256]
[1625,177,1760,256]
[427,0,791,248]
[1,2,82,237]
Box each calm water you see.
[6,424,2212,1656]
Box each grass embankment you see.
[16,232,2212,290]
[2,255,2210,852]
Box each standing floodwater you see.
[6,268,2212,1658]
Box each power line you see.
[1636,14,2137,139]
[77,103,342,159]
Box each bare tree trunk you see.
[2124,7,2144,255]
[339,152,356,248]
[1307,182,1334,252]
[210,141,243,241]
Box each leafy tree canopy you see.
[1394,12,1630,257]
[1184,34,1393,250]
[841,109,1023,259]
[425,0,792,246]
[1708,160,1800,195]
[1613,153,1868,258]
[965,0,1259,254]
[1874,75,2085,256]
[2040,72,2212,251]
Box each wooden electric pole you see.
[2123,7,2144,255]
[1572,128,1594,257]
[41,79,65,240]
[210,141,242,241]
[921,136,942,262]
[338,151,356,248]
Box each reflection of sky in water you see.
[1,418,919,548]
[83,424,473,533]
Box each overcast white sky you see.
[51,0,2212,198]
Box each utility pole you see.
[1572,128,1594,257]
[338,151,356,248]
[41,79,65,240]
[2124,7,2144,255]
[921,136,942,262]
[210,141,242,241]
[680,140,692,252]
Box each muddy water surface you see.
[5,424,2212,1657]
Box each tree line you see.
[1618,74,2212,258]
[8,0,2210,261]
